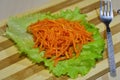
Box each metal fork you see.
[100,0,116,77]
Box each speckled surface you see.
[0,0,119,21]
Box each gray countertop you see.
[0,0,119,21]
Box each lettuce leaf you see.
[6,8,105,78]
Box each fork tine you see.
[109,0,113,17]
[103,0,109,16]
[100,0,107,16]
[100,0,103,16]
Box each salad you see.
[6,8,105,78]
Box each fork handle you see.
[106,24,116,77]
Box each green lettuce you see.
[6,8,105,78]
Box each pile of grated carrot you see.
[28,18,93,66]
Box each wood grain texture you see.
[3,64,45,80]
[0,0,120,80]
[0,40,15,51]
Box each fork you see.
[100,0,116,77]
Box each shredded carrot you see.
[28,18,93,66]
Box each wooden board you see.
[0,0,120,80]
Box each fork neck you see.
[105,23,111,32]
